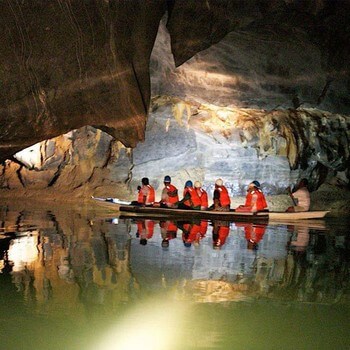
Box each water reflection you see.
[1,206,350,349]
[0,209,349,307]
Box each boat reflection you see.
[0,207,349,311]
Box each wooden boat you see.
[268,211,329,221]
[118,205,269,222]
[92,197,330,222]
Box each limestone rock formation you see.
[1,1,350,205]
[1,0,350,161]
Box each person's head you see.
[161,239,169,248]
[215,178,223,187]
[164,175,171,184]
[194,181,202,188]
[184,242,192,248]
[140,238,147,246]
[248,180,260,192]
[185,180,193,188]
[142,177,149,186]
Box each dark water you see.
[0,204,349,350]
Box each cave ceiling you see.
[1,0,349,163]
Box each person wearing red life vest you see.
[136,177,155,205]
[236,222,267,250]
[160,220,178,248]
[136,219,155,245]
[194,181,208,210]
[236,181,268,213]
[212,178,231,212]
[158,175,179,208]
[178,180,202,210]
[212,220,230,249]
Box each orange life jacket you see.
[137,184,155,204]
[217,186,231,206]
[137,220,155,239]
[245,188,268,211]
[165,184,179,204]
[183,187,202,208]
[214,225,230,247]
[196,188,208,208]
[244,224,266,243]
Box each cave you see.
[1,1,350,209]
[1,2,350,350]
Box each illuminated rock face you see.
[1,0,350,161]
[0,1,349,201]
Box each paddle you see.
[287,186,297,206]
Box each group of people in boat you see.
[135,217,267,250]
[134,176,310,213]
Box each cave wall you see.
[1,1,350,207]
[1,0,350,162]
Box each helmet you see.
[164,175,171,183]
[185,180,193,187]
[251,180,260,188]
[184,242,192,248]
[194,181,201,188]
[215,178,223,186]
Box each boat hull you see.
[92,198,330,222]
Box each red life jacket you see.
[217,186,231,206]
[245,189,267,211]
[214,225,230,247]
[244,224,266,243]
[200,220,208,236]
[165,184,179,204]
[137,220,155,239]
[196,188,208,208]
[137,184,155,204]
[183,187,202,208]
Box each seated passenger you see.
[177,180,202,210]
[210,178,231,212]
[156,175,179,208]
[131,177,155,206]
[236,181,268,213]
[194,181,208,210]
[286,178,310,212]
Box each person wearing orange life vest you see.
[135,177,155,206]
[236,181,268,213]
[160,220,178,248]
[177,180,202,210]
[194,181,208,210]
[158,175,179,208]
[136,219,155,246]
[236,222,267,250]
[211,178,231,212]
[212,220,230,249]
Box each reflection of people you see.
[288,225,310,252]
[177,180,202,210]
[236,222,267,250]
[160,220,178,248]
[136,219,155,245]
[157,175,179,208]
[194,181,209,210]
[212,220,230,249]
[178,221,202,247]
[286,179,310,212]
[211,178,231,212]
[236,181,268,213]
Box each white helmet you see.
[215,178,223,186]
[194,181,202,188]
